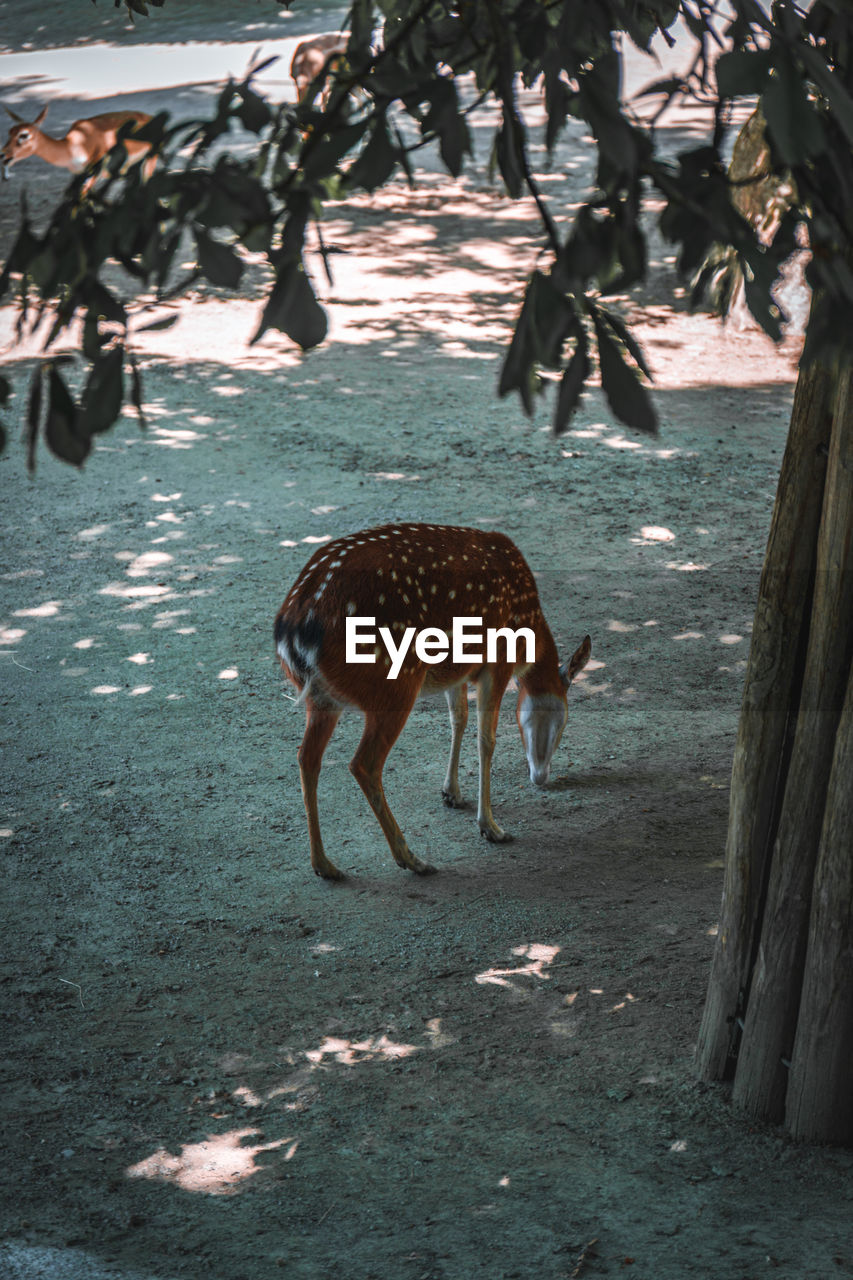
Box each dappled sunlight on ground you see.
[475,942,561,989]
[126,1127,297,1196]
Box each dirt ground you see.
[2,5,853,1280]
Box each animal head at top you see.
[1,105,49,177]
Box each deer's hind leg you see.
[349,678,435,874]
[297,696,343,880]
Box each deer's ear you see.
[34,106,49,126]
[4,105,24,123]
[560,634,592,687]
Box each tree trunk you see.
[730,364,853,1121]
[786,657,853,1142]
[695,352,853,1144]
[694,355,832,1079]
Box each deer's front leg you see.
[442,682,468,808]
[475,669,513,843]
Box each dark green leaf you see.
[346,120,398,192]
[236,86,273,134]
[128,351,147,430]
[251,259,327,349]
[302,122,368,182]
[194,228,244,288]
[715,49,772,99]
[553,333,590,435]
[26,365,42,474]
[762,57,826,167]
[495,109,525,199]
[136,314,179,332]
[45,365,90,466]
[80,346,125,436]
[599,307,653,381]
[594,319,657,435]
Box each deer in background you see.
[290,33,350,107]
[1,105,155,185]
[275,523,591,880]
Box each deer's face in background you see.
[1,106,48,178]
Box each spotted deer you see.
[275,523,591,880]
[1,106,155,185]
[289,33,350,106]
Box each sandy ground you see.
[2,4,853,1280]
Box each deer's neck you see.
[35,130,84,172]
[518,618,562,696]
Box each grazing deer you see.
[275,523,591,880]
[1,105,155,185]
[290,33,350,106]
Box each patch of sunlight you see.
[655,448,681,459]
[152,609,191,629]
[231,1086,263,1108]
[0,828,14,837]
[74,637,95,649]
[213,555,243,565]
[603,434,643,450]
[719,633,743,645]
[673,631,704,641]
[100,583,173,601]
[127,653,152,665]
[644,620,659,627]
[151,492,182,502]
[609,994,637,1012]
[91,685,121,695]
[607,620,638,633]
[126,551,174,577]
[304,1034,418,1066]
[367,471,422,481]
[13,601,62,618]
[311,506,339,515]
[498,1176,511,1188]
[666,561,708,572]
[669,1139,689,1153]
[423,1017,456,1049]
[128,686,153,696]
[151,428,205,448]
[76,524,111,540]
[632,526,675,545]
[1,627,26,643]
[219,668,239,680]
[280,540,298,547]
[212,385,243,397]
[475,942,560,988]
[126,1128,295,1196]
[302,535,332,544]
[154,512,183,524]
